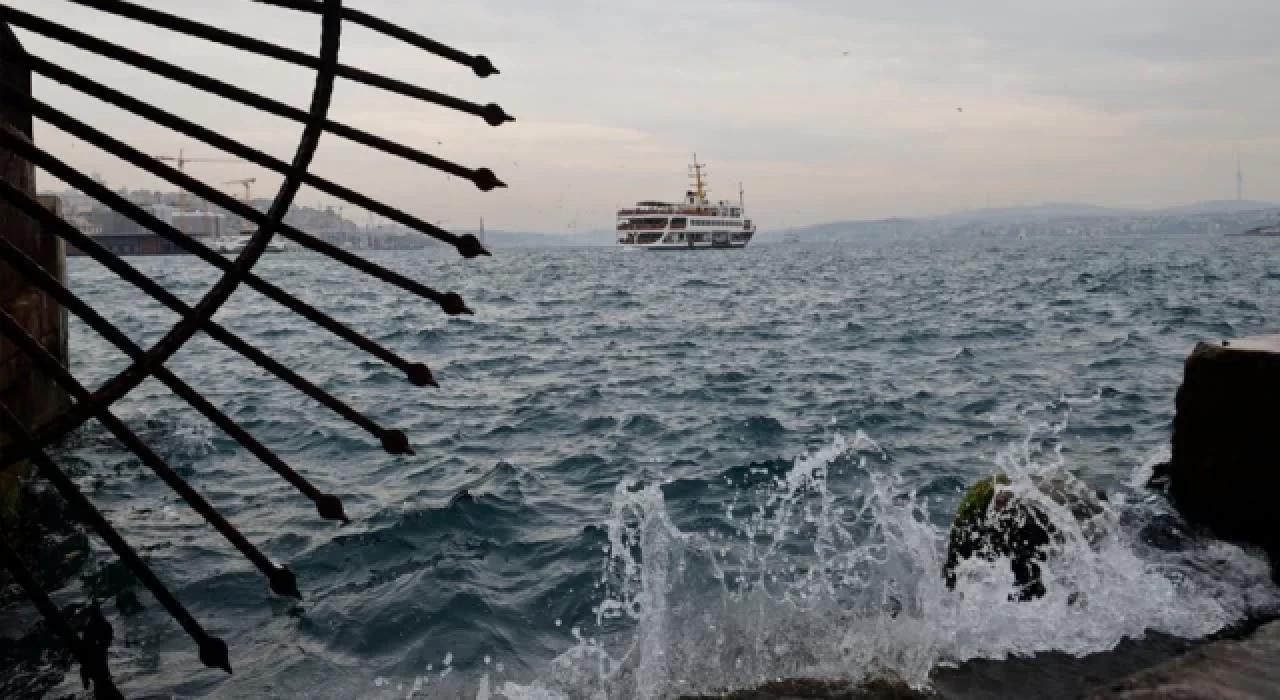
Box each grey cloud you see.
[8,0,1279,228]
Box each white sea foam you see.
[495,426,1279,699]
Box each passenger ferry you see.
[616,156,755,250]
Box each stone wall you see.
[0,23,70,515]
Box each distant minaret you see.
[1237,153,1244,201]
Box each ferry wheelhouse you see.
[617,156,755,250]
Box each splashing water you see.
[497,427,1279,699]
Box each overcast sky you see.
[11,0,1280,231]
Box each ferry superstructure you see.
[616,156,755,250]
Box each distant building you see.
[171,210,225,238]
[69,204,217,256]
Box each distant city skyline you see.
[9,0,1280,232]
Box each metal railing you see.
[0,2,511,695]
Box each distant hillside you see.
[771,199,1280,242]
[1158,199,1277,214]
[940,200,1277,223]
[459,229,614,248]
[940,202,1136,222]
[760,218,929,243]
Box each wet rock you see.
[1091,620,1280,699]
[681,677,932,699]
[944,475,1053,601]
[82,559,139,601]
[0,480,88,607]
[0,619,76,700]
[1143,462,1171,491]
[0,478,93,694]
[1167,336,1280,576]
[1136,513,1193,553]
[944,474,1106,601]
[115,589,145,617]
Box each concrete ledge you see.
[1168,335,1280,570]
[1091,621,1280,699]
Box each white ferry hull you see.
[622,240,751,251]
[615,156,756,252]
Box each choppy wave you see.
[21,236,1280,699]
[496,426,1278,699]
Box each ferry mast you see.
[689,154,708,205]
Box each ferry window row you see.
[619,218,748,229]
[691,220,742,227]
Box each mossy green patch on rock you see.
[944,473,1108,602]
[951,474,1010,533]
[944,474,1054,601]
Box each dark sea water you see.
[29,235,1280,697]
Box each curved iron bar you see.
[0,125,437,388]
[251,0,500,77]
[0,298,301,601]
[0,0,342,527]
[0,405,231,675]
[1,0,509,685]
[0,536,125,696]
[0,5,508,202]
[65,0,514,126]
[0,175,408,453]
[0,179,367,522]
[5,60,475,314]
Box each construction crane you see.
[153,149,241,230]
[225,178,256,203]
[155,148,239,172]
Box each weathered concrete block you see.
[1091,620,1280,698]
[680,677,930,699]
[1168,336,1280,567]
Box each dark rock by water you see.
[1166,335,1280,577]
[0,479,89,606]
[0,479,94,699]
[943,474,1106,601]
[944,475,1054,601]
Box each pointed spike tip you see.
[406,363,437,388]
[269,566,301,599]
[199,636,232,674]
[316,493,350,524]
[380,429,413,456]
[456,234,490,259]
[481,103,513,127]
[471,55,498,78]
[471,168,505,192]
[440,292,472,316]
